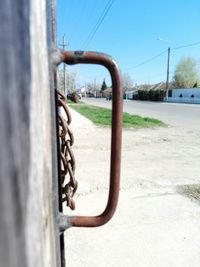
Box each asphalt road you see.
[82,98,200,131]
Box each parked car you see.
[67,92,81,100]
[67,93,72,100]
[106,95,112,100]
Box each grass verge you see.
[69,103,166,128]
[177,184,200,203]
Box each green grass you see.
[70,103,166,128]
[66,99,74,104]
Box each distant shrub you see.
[71,92,79,103]
[148,89,154,100]
[138,90,149,100]
[138,89,164,101]
[154,89,161,101]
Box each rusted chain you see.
[57,90,78,210]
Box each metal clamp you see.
[59,51,122,229]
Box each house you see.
[102,87,112,98]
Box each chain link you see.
[57,90,78,210]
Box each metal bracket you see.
[59,51,123,228]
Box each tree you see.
[58,67,78,94]
[173,57,200,88]
[86,81,100,94]
[122,73,133,92]
[101,79,107,92]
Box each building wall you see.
[124,91,134,100]
[168,88,200,104]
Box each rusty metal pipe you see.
[61,51,122,227]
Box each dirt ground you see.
[64,108,200,267]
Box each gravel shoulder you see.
[64,107,200,267]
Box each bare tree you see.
[85,81,101,94]
[122,73,134,92]
[58,68,78,94]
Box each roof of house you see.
[103,87,112,93]
[133,82,174,91]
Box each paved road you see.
[82,98,200,130]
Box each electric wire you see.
[172,41,200,50]
[82,0,114,49]
[124,40,200,71]
[79,39,200,84]
[82,0,116,49]
[125,49,168,71]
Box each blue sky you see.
[57,0,200,87]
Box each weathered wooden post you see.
[0,0,62,266]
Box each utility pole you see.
[59,35,68,95]
[94,78,96,97]
[166,47,171,101]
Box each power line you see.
[78,40,200,84]
[78,49,168,82]
[82,0,116,49]
[124,40,200,71]
[172,41,200,50]
[125,49,168,71]
[82,0,115,49]
[66,1,100,49]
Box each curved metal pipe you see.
[60,51,122,227]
